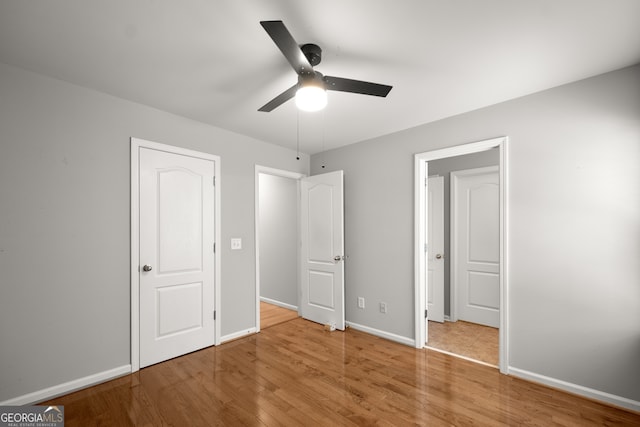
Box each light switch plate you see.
[231,238,242,250]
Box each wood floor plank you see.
[43,318,640,426]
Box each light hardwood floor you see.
[43,318,639,426]
[260,301,298,329]
[427,320,499,366]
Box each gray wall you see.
[0,62,309,402]
[258,173,298,307]
[428,149,499,316]
[311,65,640,402]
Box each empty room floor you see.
[427,320,499,366]
[43,318,639,426]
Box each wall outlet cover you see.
[231,238,242,250]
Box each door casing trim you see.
[130,137,221,373]
[414,136,508,374]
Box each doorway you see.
[414,137,508,373]
[255,166,304,331]
[255,167,346,332]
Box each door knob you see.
[334,255,343,262]
[435,254,443,260]
[143,265,153,272]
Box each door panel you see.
[158,169,203,273]
[157,282,203,337]
[467,272,500,309]
[139,147,215,368]
[300,171,345,330]
[307,184,334,262]
[308,271,335,309]
[427,176,445,326]
[468,184,500,263]
[452,166,499,328]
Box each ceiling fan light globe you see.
[296,86,327,112]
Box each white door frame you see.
[254,165,305,332]
[131,137,221,373]
[414,136,509,374]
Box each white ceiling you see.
[1,0,639,154]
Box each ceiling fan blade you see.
[324,76,392,97]
[260,20,314,76]
[258,83,298,112]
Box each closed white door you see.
[300,170,345,330]
[139,147,216,368]
[427,176,445,326]
[452,166,499,328]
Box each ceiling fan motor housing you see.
[301,43,322,67]
[298,71,325,88]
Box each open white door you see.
[300,170,345,330]
[138,146,216,368]
[452,166,500,328]
[427,176,445,326]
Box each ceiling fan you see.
[258,20,393,112]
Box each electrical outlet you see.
[231,238,242,250]
[379,302,387,314]
[357,297,365,309]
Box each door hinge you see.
[213,176,216,186]
[424,243,428,253]
[213,243,216,253]
[213,310,216,320]
[425,309,428,319]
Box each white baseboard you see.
[0,364,131,406]
[220,327,257,344]
[259,297,298,311]
[508,367,640,413]
[346,321,415,347]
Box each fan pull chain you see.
[296,109,300,160]
[321,109,326,168]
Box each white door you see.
[427,176,445,326]
[139,147,216,368]
[452,166,499,328]
[300,170,345,330]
